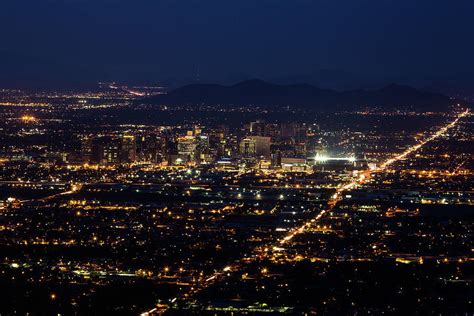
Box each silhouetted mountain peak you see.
[143,80,458,112]
[381,83,419,93]
[233,79,270,88]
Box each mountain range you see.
[143,79,457,111]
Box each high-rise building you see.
[80,136,93,163]
[271,150,282,167]
[140,134,166,163]
[249,136,271,158]
[195,136,210,164]
[90,138,105,164]
[104,141,120,164]
[120,135,136,163]
[240,138,257,158]
[177,136,197,162]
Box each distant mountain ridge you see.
[143,79,456,111]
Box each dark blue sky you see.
[1,0,474,89]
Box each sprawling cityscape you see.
[0,85,472,314]
[2,1,474,315]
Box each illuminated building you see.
[104,141,120,164]
[120,134,137,163]
[249,136,271,158]
[240,138,257,158]
[80,136,93,162]
[177,136,197,162]
[280,157,308,172]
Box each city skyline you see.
[0,1,473,315]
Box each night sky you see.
[1,0,474,89]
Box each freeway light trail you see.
[141,109,469,315]
[277,109,469,247]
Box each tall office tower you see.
[195,135,210,163]
[90,136,120,165]
[140,134,166,163]
[209,125,229,158]
[139,134,153,163]
[271,150,282,167]
[177,136,197,162]
[249,120,266,136]
[240,138,257,158]
[104,140,120,165]
[90,137,106,164]
[249,136,271,158]
[120,135,136,163]
[159,136,169,161]
[80,136,93,163]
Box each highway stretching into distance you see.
[4,110,468,316]
[276,108,470,248]
[128,109,470,315]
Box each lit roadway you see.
[0,184,81,211]
[140,109,470,315]
[278,109,469,246]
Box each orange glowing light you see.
[21,115,36,122]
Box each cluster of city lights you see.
[141,109,470,316]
